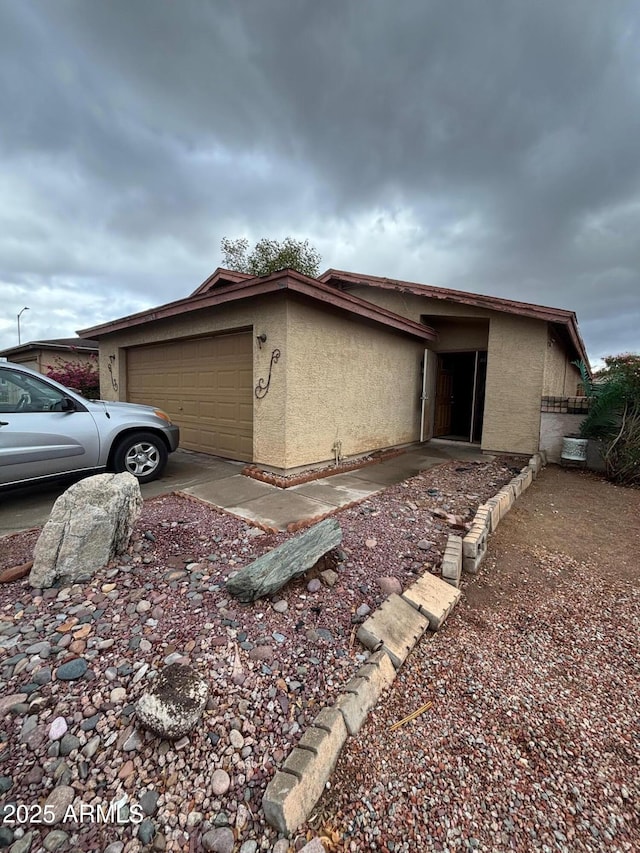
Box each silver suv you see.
[0,361,180,487]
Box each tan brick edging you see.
[445,451,546,584]
[262,451,547,835]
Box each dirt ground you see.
[464,465,640,615]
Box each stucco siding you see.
[283,300,423,468]
[543,328,582,396]
[482,316,546,454]
[96,296,289,467]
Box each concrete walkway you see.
[183,441,489,530]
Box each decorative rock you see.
[0,562,33,583]
[272,600,288,613]
[201,827,234,853]
[356,603,371,618]
[0,694,27,717]
[43,829,69,851]
[240,842,258,853]
[0,776,13,793]
[135,663,209,740]
[29,473,142,588]
[229,729,244,749]
[110,687,127,704]
[43,785,75,825]
[59,734,80,756]
[48,717,68,741]
[320,569,338,587]
[306,579,321,593]
[365,538,377,549]
[104,844,125,853]
[378,576,402,596]
[139,790,160,816]
[137,819,156,845]
[55,659,87,681]
[8,831,33,853]
[211,769,231,796]
[226,518,342,602]
[123,730,143,752]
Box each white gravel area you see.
[0,456,523,852]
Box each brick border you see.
[262,452,547,835]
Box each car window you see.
[0,368,67,413]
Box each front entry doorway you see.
[434,351,487,442]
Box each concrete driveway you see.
[0,441,490,537]
[0,449,244,538]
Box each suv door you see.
[0,366,101,486]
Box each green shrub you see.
[575,353,640,486]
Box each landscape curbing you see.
[262,452,547,836]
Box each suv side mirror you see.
[60,397,77,412]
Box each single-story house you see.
[0,338,99,374]
[78,268,589,471]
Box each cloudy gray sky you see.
[1,0,639,364]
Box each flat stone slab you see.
[226,518,342,602]
[357,593,429,669]
[402,572,462,631]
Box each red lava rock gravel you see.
[0,457,522,851]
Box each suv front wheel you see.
[112,432,168,484]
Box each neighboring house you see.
[0,338,99,374]
[78,268,589,470]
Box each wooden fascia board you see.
[79,274,435,342]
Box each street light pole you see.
[17,306,29,345]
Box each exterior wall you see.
[543,328,581,395]
[283,299,424,468]
[482,315,546,454]
[97,296,289,468]
[349,284,551,454]
[8,348,96,375]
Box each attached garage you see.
[126,331,253,461]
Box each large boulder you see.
[29,473,142,588]
[135,663,209,739]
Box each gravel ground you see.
[309,469,640,853]
[0,457,521,852]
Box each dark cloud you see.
[0,0,638,361]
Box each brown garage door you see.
[127,332,253,461]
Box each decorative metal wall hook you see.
[255,349,281,399]
[256,332,267,348]
[107,355,118,391]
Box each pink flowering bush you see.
[46,354,100,399]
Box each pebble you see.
[356,603,371,617]
[110,687,127,703]
[0,776,12,793]
[229,729,244,749]
[211,769,231,796]
[59,734,80,756]
[137,819,156,844]
[43,785,75,825]
[272,600,288,613]
[48,717,68,741]
[43,829,69,851]
[139,790,160,816]
[55,659,87,681]
[123,730,143,752]
[307,579,322,593]
[202,827,234,853]
[8,831,33,853]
